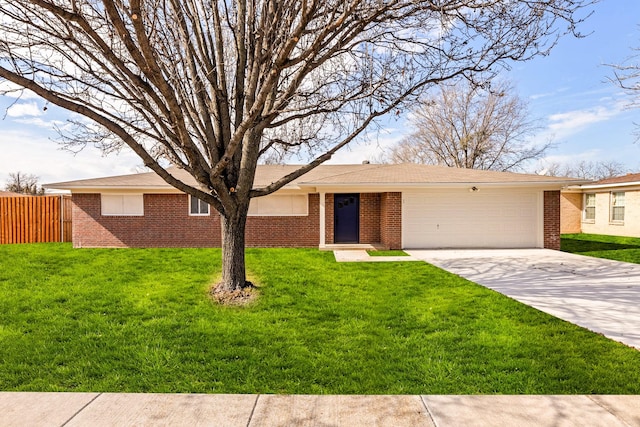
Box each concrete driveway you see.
[407,249,640,350]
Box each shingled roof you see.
[587,172,640,186]
[296,163,579,185]
[44,163,583,191]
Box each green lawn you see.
[1,243,640,394]
[367,250,409,256]
[561,233,640,264]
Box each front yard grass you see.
[1,243,640,394]
[367,249,409,256]
[561,233,640,264]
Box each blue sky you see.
[1,1,639,187]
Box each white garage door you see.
[402,189,541,249]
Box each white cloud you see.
[327,130,404,164]
[546,103,625,138]
[539,149,603,165]
[0,129,143,187]
[6,102,43,118]
[0,81,41,100]
[536,142,640,173]
[14,117,65,128]
[529,87,567,101]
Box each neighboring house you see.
[561,173,640,238]
[44,163,582,250]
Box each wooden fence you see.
[0,195,72,244]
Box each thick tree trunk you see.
[219,210,249,292]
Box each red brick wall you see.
[324,192,401,247]
[325,193,335,245]
[381,192,402,250]
[544,190,561,250]
[359,193,381,244]
[72,193,320,248]
[72,193,221,248]
[74,190,549,250]
[245,193,319,247]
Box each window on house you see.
[583,193,596,221]
[610,192,625,223]
[248,194,308,216]
[101,194,144,216]
[189,195,210,215]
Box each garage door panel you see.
[402,190,539,249]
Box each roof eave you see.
[299,181,581,189]
[579,181,640,190]
[42,185,182,193]
[45,183,303,193]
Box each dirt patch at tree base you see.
[210,281,258,306]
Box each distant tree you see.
[0,0,593,294]
[538,160,629,180]
[386,80,550,171]
[4,172,44,195]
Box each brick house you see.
[561,173,640,238]
[45,163,581,250]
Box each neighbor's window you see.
[583,193,596,221]
[610,192,625,223]
[189,195,210,216]
[101,194,144,216]
[248,194,308,216]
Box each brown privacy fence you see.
[0,195,72,244]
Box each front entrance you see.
[334,194,359,243]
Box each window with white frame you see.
[101,194,144,216]
[189,195,210,215]
[248,194,308,216]
[610,192,625,223]
[583,193,596,221]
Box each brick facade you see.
[544,190,561,250]
[560,192,582,234]
[325,193,334,245]
[324,192,399,248]
[245,194,320,247]
[359,193,381,244]
[380,192,402,250]
[72,193,221,248]
[72,190,558,250]
[72,193,322,248]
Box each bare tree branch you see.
[539,159,629,180]
[0,0,595,290]
[4,171,44,195]
[385,79,551,171]
[608,32,640,141]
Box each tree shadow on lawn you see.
[561,237,640,254]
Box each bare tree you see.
[539,159,629,180]
[4,172,44,195]
[386,80,550,171]
[610,34,640,139]
[0,0,593,292]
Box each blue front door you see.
[334,194,359,243]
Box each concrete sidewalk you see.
[1,393,639,426]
